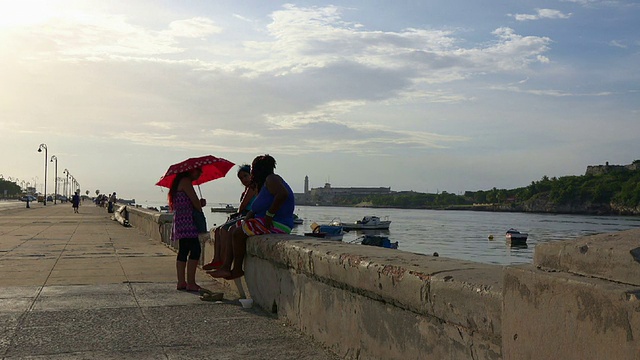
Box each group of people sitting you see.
[168,154,295,292]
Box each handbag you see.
[193,209,208,233]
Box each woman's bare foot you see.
[202,260,223,271]
[225,269,244,280]
[207,268,231,278]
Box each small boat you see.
[506,228,528,245]
[304,222,344,241]
[293,214,304,225]
[360,234,398,249]
[211,204,237,213]
[341,216,391,230]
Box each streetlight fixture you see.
[63,169,69,198]
[37,143,48,205]
[50,155,58,204]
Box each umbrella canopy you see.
[155,155,235,188]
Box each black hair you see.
[238,164,251,175]
[168,172,191,210]
[250,154,276,190]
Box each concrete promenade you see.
[0,202,339,359]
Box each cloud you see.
[0,4,554,158]
[167,17,222,38]
[609,40,628,48]
[559,0,637,8]
[510,9,571,21]
[490,84,613,97]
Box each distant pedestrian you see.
[108,192,117,213]
[72,191,80,213]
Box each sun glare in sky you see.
[0,0,57,28]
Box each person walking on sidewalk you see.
[71,191,80,213]
[168,168,206,292]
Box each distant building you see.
[585,160,640,176]
[294,177,392,205]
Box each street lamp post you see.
[50,155,58,204]
[37,144,48,205]
[63,169,69,198]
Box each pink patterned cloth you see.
[172,192,199,240]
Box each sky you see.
[1,0,639,205]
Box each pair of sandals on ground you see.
[177,280,223,301]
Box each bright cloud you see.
[510,9,572,21]
[1,1,638,203]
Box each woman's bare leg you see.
[208,225,240,279]
[186,259,199,286]
[176,260,186,285]
[227,226,247,279]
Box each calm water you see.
[196,205,640,265]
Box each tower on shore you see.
[304,176,309,194]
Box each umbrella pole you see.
[197,185,203,199]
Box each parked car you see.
[19,195,37,202]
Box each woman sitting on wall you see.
[202,164,256,271]
[209,154,294,280]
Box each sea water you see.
[147,202,640,266]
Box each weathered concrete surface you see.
[507,229,640,359]
[503,264,640,360]
[244,235,503,360]
[125,205,173,244]
[114,203,640,360]
[534,228,640,286]
[0,204,339,359]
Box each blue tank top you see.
[239,188,255,215]
[251,176,295,228]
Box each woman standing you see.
[169,168,206,291]
[210,154,294,280]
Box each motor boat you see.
[340,216,391,230]
[211,204,237,213]
[304,222,344,241]
[506,228,528,245]
[360,234,398,249]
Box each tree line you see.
[0,179,22,198]
[328,161,640,215]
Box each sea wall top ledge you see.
[247,234,504,337]
[125,206,172,223]
[534,228,640,286]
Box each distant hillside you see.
[325,160,640,215]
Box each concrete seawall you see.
[124,206,640,359]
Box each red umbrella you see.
[155,155,235,188]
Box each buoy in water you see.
[488,235,494,240]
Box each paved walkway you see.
[0,203,339,359]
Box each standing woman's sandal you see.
[185,284,201,292]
